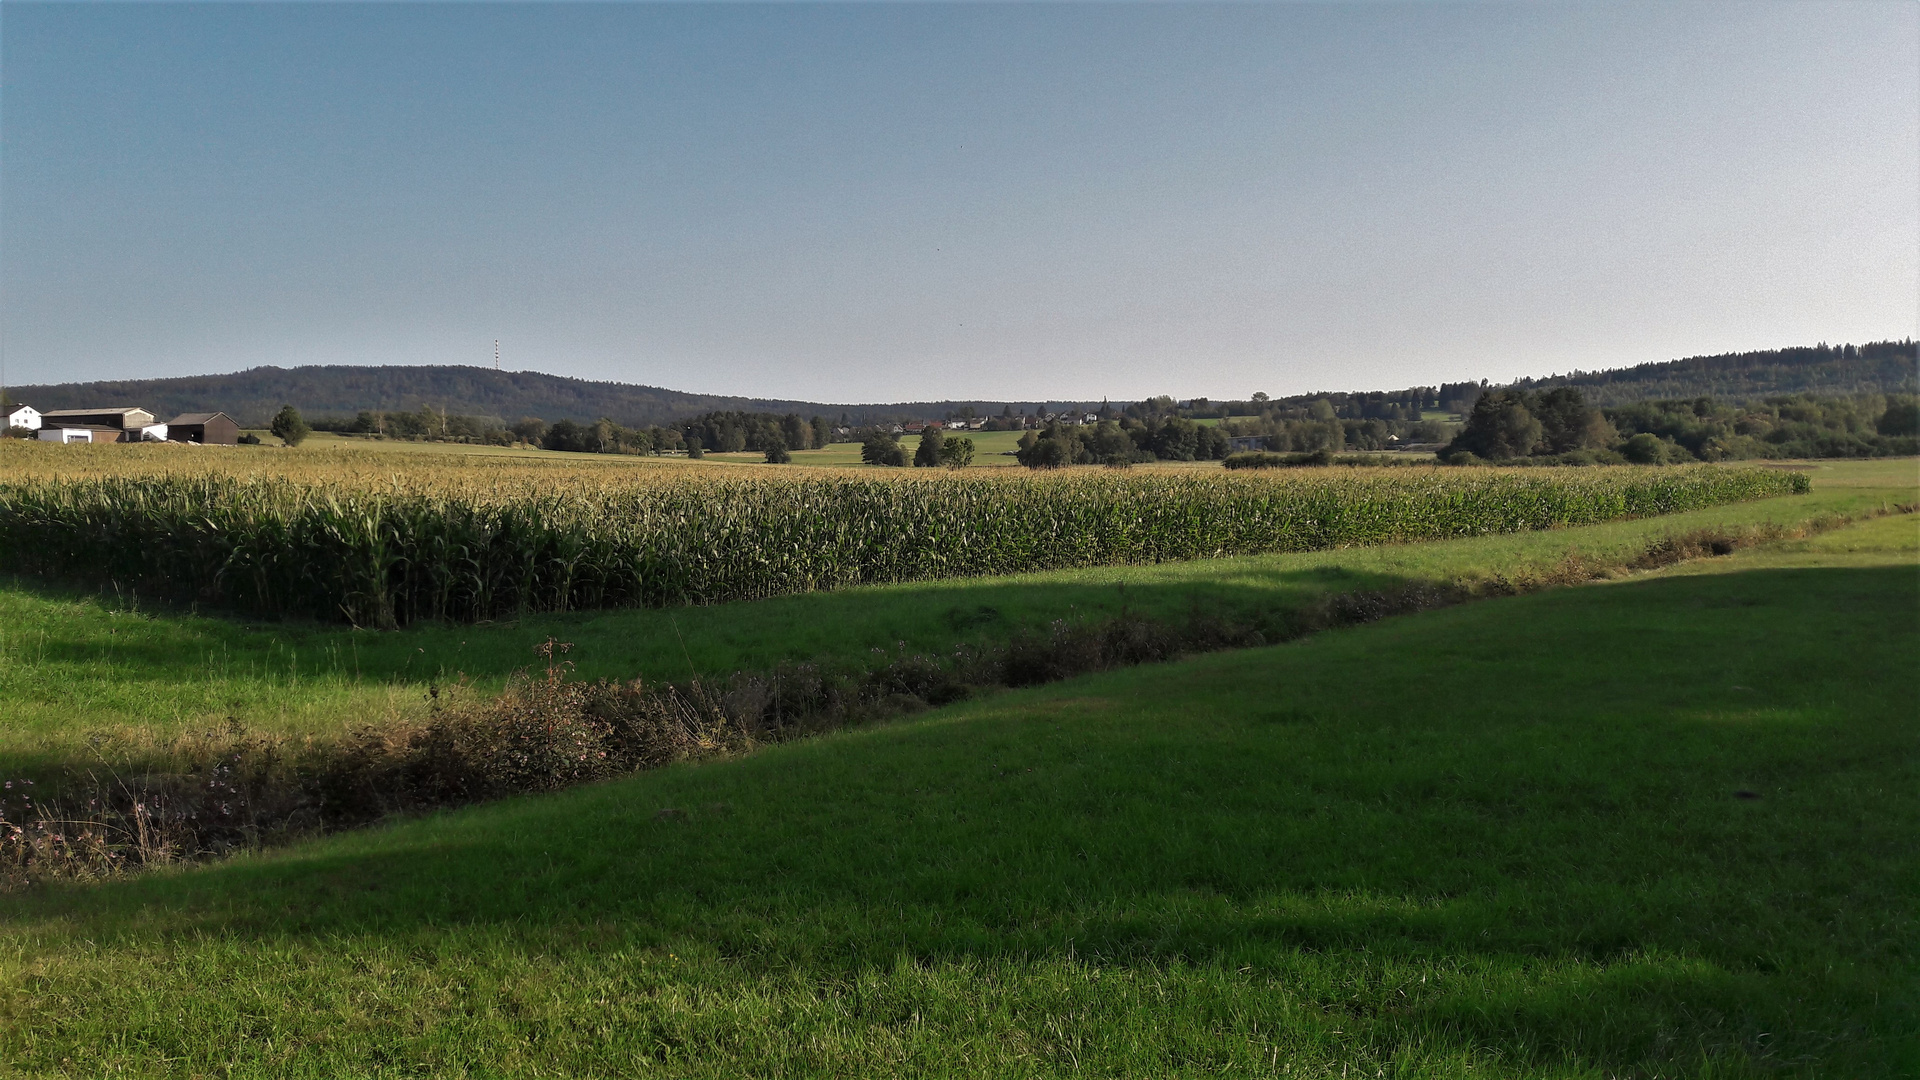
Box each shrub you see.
[511,418,548,445]
[1444,388,1615,461]
[1148,417,1201,461]
[861,432,906,467]
[543,419,593,453]
[939,437,975,469]
[1622,432,1669,465]
[1448,390,1545,460]
[913,427,945,468]
[1018,436,1072,469]
[269,405,310,448]
[764,441,791,464]
[1877,396,1920,437]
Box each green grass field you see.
[0,461,1903,777]
[0,464,1913,1076]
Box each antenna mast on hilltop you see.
[494,339,500,371]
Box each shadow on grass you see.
[1,558,1413,690]
[6,563,1914,1073]
[5,488,1897,707]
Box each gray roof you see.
[168,412,234,425]
[42,406,152,417]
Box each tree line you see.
[1441,389,1920,464]
[1510,339,1916,407]
[309,407,844,459]
[854,426,976,468]
[296,352,1920,468]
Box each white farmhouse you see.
[5,404,39,432]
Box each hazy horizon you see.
[3,2,1915,403]
[5,336,1913,410]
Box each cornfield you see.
[0,464,1807,627]
[0,453,1797,622]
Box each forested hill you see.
[1509,340,1915,406]
[10,340,1914,425]
[5,365,1094,428]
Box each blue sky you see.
[2,2,1914,402]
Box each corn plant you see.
[0,466,1808,626]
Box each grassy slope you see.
[0,493,1914,1076]
[1,460,1908,776]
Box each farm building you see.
[38,425,125,443]
[38,407,169,442]
[6,405,40,431]
[167,412,241,445]
[41,406,155,430]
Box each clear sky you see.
[2,2,1914,403]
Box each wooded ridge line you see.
[7,339,1912,428]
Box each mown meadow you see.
[0,442,1911,1076]
[0,489,1913,1077]
[0,460,1895,761]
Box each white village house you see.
[6,404,41,432]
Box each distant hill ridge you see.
[1511,340,1915,406]
[4,365,1096,428]
[6,341,1913,426]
